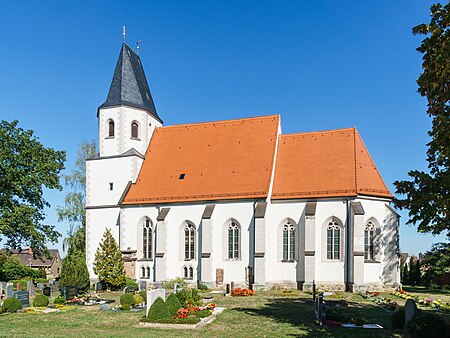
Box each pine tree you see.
[408,257,416,286]
[93,228,126,290]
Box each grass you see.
[0,289,432,338]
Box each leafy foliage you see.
[161,277,187,290]
[394,3,450,237]
[0,120,65,255]
[58,141,96,292]
[0,256,38,281]
[166,293,183,316]
[139,290,147,303]
[421,242,450,286]
[33,294,49,307]
[406,313,449,338]
[175,288,201,307]
[93,228,126,290]
[1,297,22,313]
[120,293,135,306]
[125,277,138,290]
[147,297,171,321]
[53,296,66,305]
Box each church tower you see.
[85,42,162,281]
[98,43,163,157]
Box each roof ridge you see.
[280,127,355,138]
[156,114,280,130]
[353,127,358,195]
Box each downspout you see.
[197,219,203,287]
[249,200,257,290]
[345,198,351,291]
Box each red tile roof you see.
[122,116,391,204]
[271,128,392,199]
[122,115,280,204]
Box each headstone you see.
[0,282,3,294]
[6,285,14,298]
[216,268,224,285]
[43,287,51,297]
[173,282,179,295]
[14,290,30,308]
[17,282,23,291]
[38,283,45,291]
[146,289,165,316]
[226,284,231,294]
[230,282,235,291]
[404,299,419,328]
[61,286,78,300]
[96,282,103,291]
[139,280,147,291]
[123,285,134,294]
[27,281,35,296]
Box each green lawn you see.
[0,289,415,337]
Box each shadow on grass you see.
[234,297,398,337]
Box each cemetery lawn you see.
[0,290,411,337]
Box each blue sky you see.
[1,1,445,256]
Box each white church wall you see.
[99,107,121,157]
[86,207,121,279]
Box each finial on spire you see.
[136,40,142,55]
[122,26,126,43]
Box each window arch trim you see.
[131,121,140,139]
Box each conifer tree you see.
[93,228,126,290]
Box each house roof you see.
[271,127,392,199]
[11,249,60,268]
[121,115,280,204]
[98,43,162,123]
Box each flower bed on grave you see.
[391,289,450,311]
[231,288,254,297]
[140,291,223,329]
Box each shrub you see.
[53,296,66,305]
[139,290,147,303]
[166,293,183,316]
[133,294,144,305]
[147,297,171,321]
[161,277,187,290]
[122,304,131,311]
[34,278,48,284]
[125,277,138,290]
[120,293,135,306]
[391,308,405,329]
[175,288,201,307]
[198,283,208,291]
[1,297,22,313]
[407,313,450,338]
[33,295,49,307]
[194,309,212,318]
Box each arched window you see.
[146,267,151,278]
[183,266,194,280]
[282,222,295,261]
[141,267,145,278]
[108,120,115,137]
[326,221,341,260]
[228,222,240,259]
[189,267,193,279]
[143,219,152,259]
[184,223,195,260]
[131,122,139,139]
[365,221,376,260]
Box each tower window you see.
[179,174,185,180]
[108,120,115,137]
[109,183,113,191]
[131,122,139,139]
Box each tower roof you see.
[99,43,162,123]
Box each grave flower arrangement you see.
[231,288,254,297]
[325,320,342,327]
[391,290,450,311]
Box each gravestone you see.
[61,286,78,300]
[146,289,165,316]
[404,299,419,329]
[226,284,231,294]
[14,290,30,308]
[173,282,179,295]
[138,280,147,291]
[216,268,224,285]
[27,281,35,296]
[17,282,23,291]
[230,281,235,291]
[6,285,14,298]
[96,282,103,292]
[43,287,51,297]
[123,285,134,294]
[37,283,45,291]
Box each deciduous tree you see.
[0,120,65,256]
[394,3,450,237]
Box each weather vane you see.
[122,25,126,43]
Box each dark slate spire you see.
[99,43,162,123]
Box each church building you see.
[86,43,401,292]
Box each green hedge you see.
[166,293,182,316]
[407,313,449,338]
[120,293,135,306]
[147,297,171,321]
[33,295,49,307]
[1,298,22,313]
